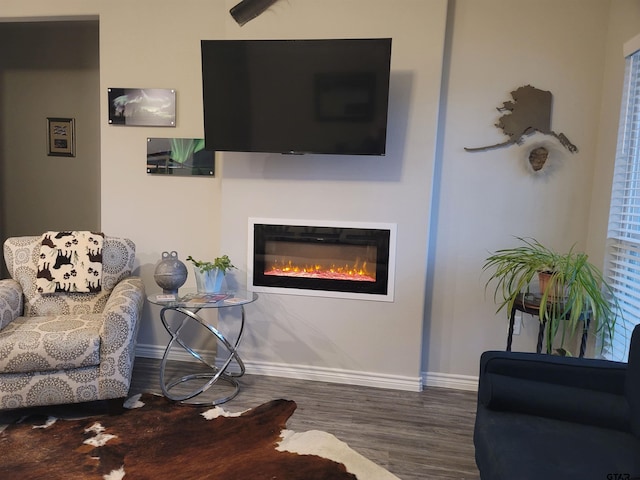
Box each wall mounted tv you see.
[201,38,392,156]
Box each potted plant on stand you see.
[483,237,621,355]
[186,255,235,294]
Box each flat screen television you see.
[200,38,392,156]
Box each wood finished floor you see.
[130,357,480,480]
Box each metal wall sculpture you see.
[465,85,578,172]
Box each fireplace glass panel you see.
[264,240,378,282]
[252,223,390,296]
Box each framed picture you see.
[47,117,75,157]
[147,138,214,176]
[108,88,176,127]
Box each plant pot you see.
[193,267,225,293]
[538,271,566,300]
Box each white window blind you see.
[605,45,640,362]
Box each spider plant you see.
[483,237,620,354]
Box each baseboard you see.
[135,343,217,365]
[423,371,478,392]
[135,343,422,392]
[243,360,423,392]
[135,344,479,392]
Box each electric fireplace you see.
[248,219,396,301]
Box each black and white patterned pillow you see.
[36,231,104,294]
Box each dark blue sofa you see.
[474,325,640,480]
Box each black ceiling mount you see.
[230,0,279,26]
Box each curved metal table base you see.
[159,305,246,406]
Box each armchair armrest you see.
[0,279,23,330]
[100,276,145,344]
[479,350,631,431]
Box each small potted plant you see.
[483,237,621,354]
[186,255,235,293]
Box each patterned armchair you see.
[0,234,145,409]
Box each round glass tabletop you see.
[147,289,258,308]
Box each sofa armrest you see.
[479,350,631,431]
[0,279,23,330]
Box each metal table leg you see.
[158,305,246,406]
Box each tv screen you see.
[201,38,392,156]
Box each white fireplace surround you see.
[247,217,397,302]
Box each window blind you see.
[605,47,640,361]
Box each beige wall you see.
[2,0,639,390]
[426,0,640,383]
[0,0,446,389]
[0,21,100,242]
[587,2,640,257]
[215,1,446,386]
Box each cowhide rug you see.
[0,394,400,480]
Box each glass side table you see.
[147,289,258,406]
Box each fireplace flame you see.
[265,258,376,282]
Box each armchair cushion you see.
[0,314,102,373]
[474,407,640,480]
[0,280,22,331]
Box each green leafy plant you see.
[186,255,235,275]
[483,237,621,354]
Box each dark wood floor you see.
[130,357,480,480]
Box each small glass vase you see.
[193,267,225,293]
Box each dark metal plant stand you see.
[507,292,590,357]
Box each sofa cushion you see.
[474,406,640,480]
[0,315,102,373]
